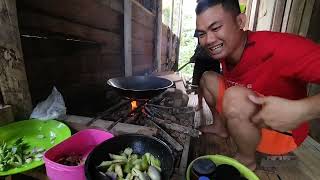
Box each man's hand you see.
[248,95,306,132]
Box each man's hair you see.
[196,0,241,15]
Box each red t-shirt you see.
[222,31,320,146]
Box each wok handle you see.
[176,62,191,72]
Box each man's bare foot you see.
[199,124,229,138]
[234,153,257,171]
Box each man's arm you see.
[248,94,320,132]
[299,93,320,121]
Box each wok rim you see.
[106,76,174,92]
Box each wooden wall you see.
[17,0,124,116]
[0,0,32,120]
[161,25,179,72]
[132,1,155,75]
[16,0,178,116]
[307,0,320,43]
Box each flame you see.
[131,101,138,111]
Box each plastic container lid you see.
[192,158,216,176]
[199,176,210,180]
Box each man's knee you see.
[200,71,221,91]
[199,71,222,107]
[200,71,220,84]
[222,86,259,122]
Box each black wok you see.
[85,134,175,180]
[107,76,173,99]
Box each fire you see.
[131,100,138,111]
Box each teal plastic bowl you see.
[186,155,260,180]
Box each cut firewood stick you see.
[146,104,194,114]
[86,99,129,126]
[107,101,146,131]
[148,91,168,104]
[145,120,183,152]
[146,114,201,137]
[144,106,172,122]
[148,106,176,121]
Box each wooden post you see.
[0,105,14,126]
[124,0,132,76]
[168,0,174,65]
[155,0,162,72]
[177,0,183,38]
[271,0,287,32]
[176,0,184,66]
[248,0,261,31]
[0,0,32,119]
[281,0,293,32]
[245,0,253,30]
[286,0,307,34]
[299,0,315,36]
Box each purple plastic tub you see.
[43,129,113,180]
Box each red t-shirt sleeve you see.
[278,34,320,84]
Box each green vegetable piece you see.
[120,152,127,158]
[132,159,142,166]
[140,155,149,171]
[144,153,151,164]
[130,154,138,161]
[124,159,134,174]
[14,154,22,165]
[107,164,116,172]
[124,148,133,156]
[25,158,32,164]
[133,163,142,171]
[147,166,161,180]
[132,168,150,180]
[125,173,133,180]
[115,164,123,178]
[150,155,161,172]
[109,153,127,161]
[98,161,113,168]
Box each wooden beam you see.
[19,10,121,48]
[155,0,162,72]
[271,0,287,32]
[124,0,133,76]
[17,0,123,33]
[299,0,315,36]
[132,0,155,17]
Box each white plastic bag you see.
[30,87,67,120]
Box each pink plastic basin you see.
[43,129,113,180]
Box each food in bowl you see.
[85,134,174,180]
[97,147,161,180]
[55,153,83,166]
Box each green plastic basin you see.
[186,155,260,180]
[0,119,71,176]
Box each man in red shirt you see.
[195,0,320,170]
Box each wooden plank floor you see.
[188,94,320,180]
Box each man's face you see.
[196,5,244,60]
